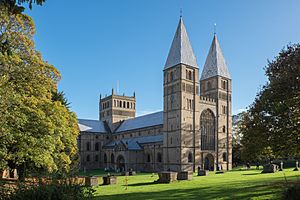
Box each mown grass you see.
[84,168,300,200]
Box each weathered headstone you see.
[68,176,86,185]
[177,171,193,180]
[129,171,136,176]
[262,164,278,173]
[2,169,18,179]
[279,161,283,171]
[198,170,209,176]
[103,176,117,185]
[121,171,129,176]
[121,171,136,176]
[2,170,9,178]
[293,161,299,171]
[85,176,99,186]
[157,171,177,183]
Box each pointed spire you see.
[164,17,198,69]
[201,34,231,80]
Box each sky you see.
[25,0,300,120]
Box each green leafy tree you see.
[241,44,300,162]
[1,0,46,11]
[0,3,79,178]
[52,91,71,109]
[232,112,247,165]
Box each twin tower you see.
[162,17,232,171]
[99,17,232,171]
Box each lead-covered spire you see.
[201,34,231,80]
[164,17,198,69]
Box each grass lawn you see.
[87,168,300,200]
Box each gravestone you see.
[1,170,8,178]
[129,171,136,176]
[1,169,18,179]
[177,171,193,180]
[70,176,86,185]
[121,171,129,176]
[157,171,177,183]
[279,161,284,171]
[198,170,209,176]
[121,171,136,176]
[262,164,278,173]
[103,176,117,185]
[293,161,299,171]
[85,176,99,186]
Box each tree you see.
[0,0,46,11]
[0,3,79,178]
[240,109,274,162]
[232,112,247,165]
[52,91,71,109]
[240,44,300,162]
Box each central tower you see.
[163,17,199,171]
[99,89,136,132]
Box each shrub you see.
[283,183,300,200]
[1,181,95,200]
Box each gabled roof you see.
[115,111,163,133]
[201,34,231,80]
[78,119,107,133]
[164,17,198,69]
[104,135,163,151]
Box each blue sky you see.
[25,0,300,119]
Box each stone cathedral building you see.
[78,17,232,172]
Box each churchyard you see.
[82,167,300,200]
[1,1,300,199]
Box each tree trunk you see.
[17,164,25,181]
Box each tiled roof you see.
[115,111,163,133]
[104,135,163,150]
[164,17,198,69]
[201,34,231,80]
[78,119,107,133]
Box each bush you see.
[1,181,95,200]
[0,180,15,200]
[283,183,300,200]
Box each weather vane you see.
[214,23,217,34]
[180,8,182,17]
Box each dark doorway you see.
[204,157,209,170]
[117,155,125,172]
[204,154,214,171]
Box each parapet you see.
[199,96,216,104]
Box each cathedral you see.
[78,17,232,172]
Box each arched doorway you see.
[116,155,125,172]
[204,154,214,171]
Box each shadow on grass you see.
[127,181,158,187]
[93,183,282,200]
[242,172,262,176]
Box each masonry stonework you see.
[78,17,232,172]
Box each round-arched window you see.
[104,153,107,163]
[157,153,162,163]
[188,152,193,163]
[111,154,115,164]
[223,152,227,162]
